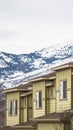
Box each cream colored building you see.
[4,62,73,130]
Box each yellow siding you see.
[21,94,32,123]
[56,68,71,112]
[46,99,55,113]
[5,66,73,128]
[71,72,73,109]
[20,97,27,123]
[46,82,56,114]
[16,128,37,130]
[33,81,46,118]
[6,92,20,126]
[21,97,28,122]
[27,95,33,121]
[37,123,64,130]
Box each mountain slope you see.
[0,42,73,89]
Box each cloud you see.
[0,0,73,22]
[0,0,73,54]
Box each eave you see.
[52,62,73,71]
[21,91,32,97]
[12,125,37,129]
[32,118,61,123]
[29,76,56,83]
[3,88,30,93]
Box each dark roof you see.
[32,112,72,123]
[29,72,56,83]
[3,82,32,93]
[12,121,37,129]
[16,82,32,90]
[11,111,73,129]
[0,126,16,130]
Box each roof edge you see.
[52,62,73,71]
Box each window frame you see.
[36,91,42,109]
[8,100,12,115]
[8,99,18,116]
[59,80,67,100]
[13,100,17,115]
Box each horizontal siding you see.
[21,108,32,122]
[21,109,24,123]
[56,91,71,112]
[46,83,56,114]
[20,98,26,123]
[33,81,46,118]
[6,114,19,126]
[37,123,64,130]
[27,108,32,120]
[27,95,32,121]
[20,95,32,123]
[28,95,32,107]
[56,68,71,112]
[6,92,20,126]
[71,75,73,109]
[33,99,45,118]
[24,109,27,122]
[47,99,55,114]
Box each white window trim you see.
[36,91,42,109]
[59,80,67,100]
[13,100,17,115]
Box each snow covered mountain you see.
[0,42,73,89]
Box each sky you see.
[0,0,73,54]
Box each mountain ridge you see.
[0,42,73,89]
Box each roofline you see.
[29,75,56,83]
[29,77,51,82]
[3,82,32,93]
[3,88,30,93]
[32,118,69,123]
[32,118,60,122]
[12,125,37,129]
[21,91,32,97]
[52,62,73,71]
[31,117,69,123]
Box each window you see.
[59,80,67,99]
[36,91,42,108]
[8,100,12,115]
[8,100,17,115]
[13,100,17,115]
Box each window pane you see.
[36,92,39,108]
[39,92,42,107]
[8,100,12,115]
[63,81,67,98]
[60,81,63,99]
[13,100,17,115]
[59,80,67,100]
[36,91,42,108]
